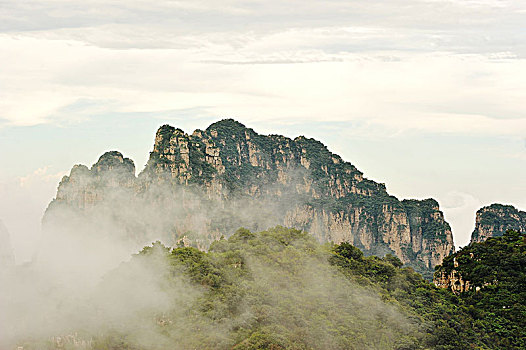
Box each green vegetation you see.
[41,227,520,350]
[156,124,176,151]
[186,139,218,185]
[434,230,526,349]
[206,119,276,193]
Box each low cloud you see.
[0,167,67,262]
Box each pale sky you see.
[1,0,525,262]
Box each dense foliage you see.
[434,230,526,348]
[18,227,515,350]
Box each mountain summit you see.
[471,203,526,243]
[44,119,455,277]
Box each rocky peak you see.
[402,199,454,272]
[92,151,135,176]
[206,119,247,134]
[44,119,456,277]
[48,151,136,212]
[143,120,387,199]
[471,204,526,243]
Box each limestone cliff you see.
[43,119,455,277]
[50,151,136,210]
[0,219,15,267]
[470,204,526,243]
[434,257,472,294]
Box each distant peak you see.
[481,203,519,212]
[206,119,247,131]
[92,151,135,174]
[157,124,176,135]
[0,219,15,266]
[155,124,185,140]
[403,198,440,207]
[471,203,526,243]
[97,151,125,162]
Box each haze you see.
[1,0,525,262]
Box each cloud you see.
[1,29,525,137]
[0,1,525,133]
[440,191,482,247]
[1,0,525,252]
[0,167,67,262]
[18,166,67,188]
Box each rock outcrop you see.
[49,151,136,210]
[470,204,526,243]
[43,119,455,277]
[0,220,15,267]
[434,257,471,293]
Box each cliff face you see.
[434,257,472,294]
[0,220,15,267]
[43,119,455,276]
[49,151,136,210]
[471,204,526,243]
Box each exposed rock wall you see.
[434,257,472,293]
[43,119,455,277]
[471,204,526,243]
[49,151,136,211]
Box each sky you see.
[0,0,525,262]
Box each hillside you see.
[43,119,455,277]
[15,227,523,349]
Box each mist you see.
[0,152,422,349]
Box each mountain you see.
[43,119,454,277]
[471,204,526,243]
[0,219,15,267]
[434,230,526,348]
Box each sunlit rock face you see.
[471,204,526,243]
[434,257,472,294]
[0,220,15,267]
[43,119,455,277]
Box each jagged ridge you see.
[44,119,455,277]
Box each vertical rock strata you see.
[50,151,136,210]
[434,257,472,294]
[44,119,455,276]
[471,204,526,243]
